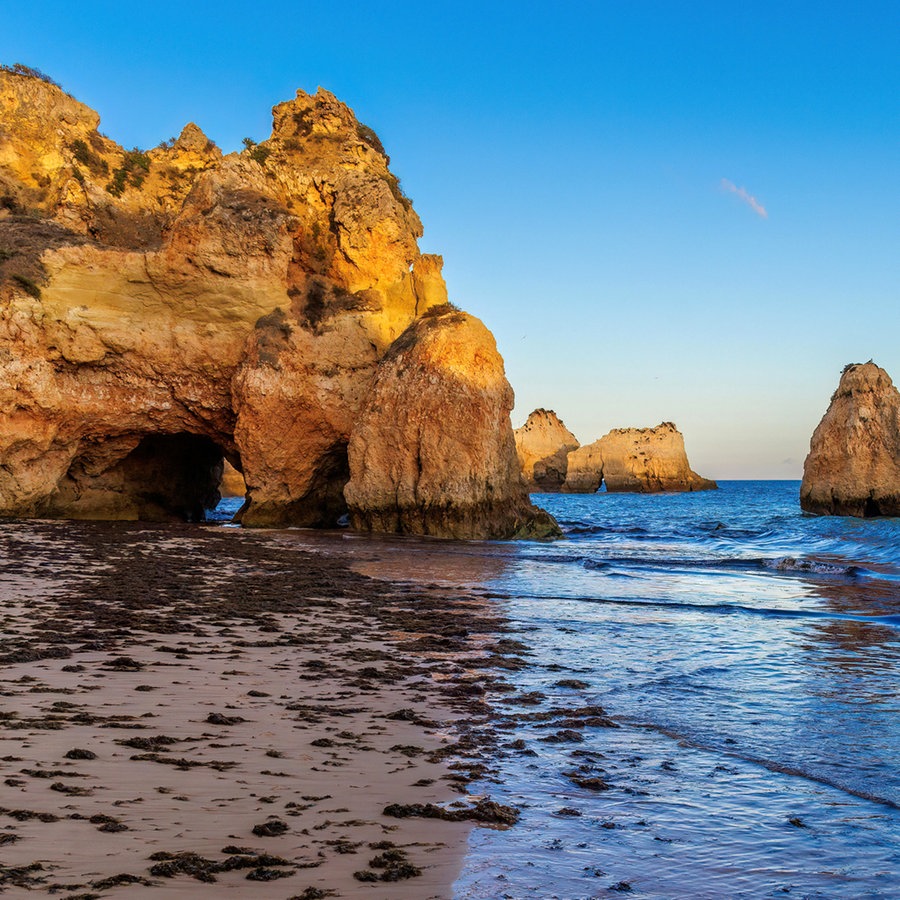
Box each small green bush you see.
[105,148,151,195]
[242,137,270,165]
[11,274,41,298]
[69,138,108,175]
[356,123,388,161]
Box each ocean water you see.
[452,481,900,899]
[217,481,900,897]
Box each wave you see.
[764,556,863,576]
[569,553,867,579]
[622,717,900,810]
[493,590,900,628]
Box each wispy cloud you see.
[720,178,768,219]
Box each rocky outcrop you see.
[800,362,900,517]
[220,461,246,498]
[345,308,561,539]
[563,422,717,493]
[0,67,555,538]
[514,409,580,491]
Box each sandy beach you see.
[0,520,521,898]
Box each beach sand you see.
[0,520,519,897]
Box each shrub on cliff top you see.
[242,137,271,166]
[356,123,389,162]
[1,63,61,88]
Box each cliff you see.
[563,422,717,493]
[800,362,900,517]
[514,408,580,491]
[346,308,561,539]
[0,66,553,538]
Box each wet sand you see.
[0,520,520,897]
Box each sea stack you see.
[514,409,580,491]
[563,422,717,493]
[0,67,555,539]
[800,362,900,517]
[346,309,561,539]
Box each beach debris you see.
[205,712,247,725]
[64,748,97,760]
[148,849,295,882]
[252,818,289,837]
[383,797,520,826]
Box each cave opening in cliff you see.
[113,433,229,523]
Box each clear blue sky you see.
[3,1,898,478]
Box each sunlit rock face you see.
[563,422,717,493]
[345,308,561,539]
[801,362,900,517]
[0,68,553,537]
[514,409,580,492]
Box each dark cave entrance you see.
[118,433,233,523]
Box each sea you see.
[216,481,900,898]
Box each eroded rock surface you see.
[800,362,900,517]
[345,308,560,539]
[514,409,580,492]
[563,423,716,493]
[0,68,552,538]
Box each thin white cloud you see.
[721,178,768,219]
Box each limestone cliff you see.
[563,422,717,493]
[0,66,553,538]
[345,307,560,539]
[800,362,900,517]
[514,409,580,491]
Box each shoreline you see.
[0,519,519,897]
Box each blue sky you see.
[3,1,898,477]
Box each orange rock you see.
[564,423,716,493]
[345,307,561,539]
[514,409,580,492]
[0,69,556,537]
[801,362,900,517]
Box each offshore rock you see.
[563,422,717,493]
[800,362,900,517]
[345,307,561,539]
[514,409,580,492]
[0,68,555,538]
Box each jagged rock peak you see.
[514,409,580,492]
[174,122,216,153]
[800,361,900,517]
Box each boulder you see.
[514,409,580,491]
[800,362,900,517]
[344,307,560,539]
[0,68,557,538]
[563,422,716,493]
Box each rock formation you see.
[0,66,554,538]
[563,422,717,493]
[514,409,580,491]
[219,460,246,498]
[345,308,561,539]
[800,362,900,517]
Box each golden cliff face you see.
[0,69,549,537]
[563,422,717,493]
[514,409,580,491]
